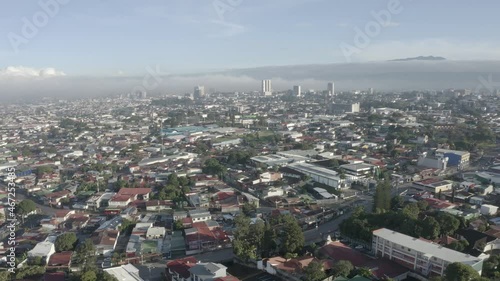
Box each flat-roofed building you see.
[340,163,376,178]
[372,228,484,277]
[435,149,470,167]
[413,179,453,194]
[288,162,347,189]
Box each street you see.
[303,195,373,243]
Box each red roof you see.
[47,251,72,266]
[55,209,73,218]
[117,187,152,196]
[424,198,456,209]
[364,258,409,279]
[319,241,370,267]
[166,256,197,279]
[216,191,235,201]
[112,195,132,202]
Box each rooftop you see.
[373,228,482,264]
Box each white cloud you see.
[0,66,66,78]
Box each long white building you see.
[372,228,484,277]
[288,162,348,189]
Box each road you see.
[303,195,373,242]
[16,192,58,217]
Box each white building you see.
[412,179,453,194]
[262,79,272,96]
[480,204,499,216]
[189,210,211,222]
[417,152,448,170]
[104,264,144,281]
[293,85,301,97]
[194,86,205,99]
[146,226,166,239]
[262,187,284,198]
[28,241,56,264]
[288,162,347,189]
[327,82,334,96]
[372,228,484,277]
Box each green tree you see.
[437,213,460,236]
[302,260,326,281]
[174,220,183,230]
[36,166,54,177]
[355,267,373,279]
[99,271,119,281]
[0,271,11,281]
[202,158,227,178]
[332,260,354,277]
[373,180,391,213]
[483,254,500,279]
[444,263,479,281]
[390,196,405,210]
[242,202,257,216]
[402,203,420,220]
[55,232,78,252]
[446,240,469,252]
[280,214,305,255]
[119,218,136,234]
[14,266,46,279]
[168,173,179,187]
[17,199,37,217]
[233,215,256,261]
[74,239,96,270]
[81,270,97,281]
[420,217,440,240]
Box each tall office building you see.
[194,86,205,99]
[293,85,301,97]
[327,82,335,96]
[262,80,272,96]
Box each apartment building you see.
[372,228,484,278]
[435,149,470,167]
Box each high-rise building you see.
[194,86,205,99]
[293,85,301,97]
[327,82,335,96]
[368,88,374,94]
[262,80,272,96]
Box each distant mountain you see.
[389,56,446,62]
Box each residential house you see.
[92,229,120,257]
[166,256,197,281]
[46,251,72,271]
[104,264,144,281]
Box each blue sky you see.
[1,0,500,76]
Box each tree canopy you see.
[233,214,304,261]
[202,158,227,178]
[444,263,479,281]
[303,260,326,281]
[17,199,37,216]
[55,232,78,252]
